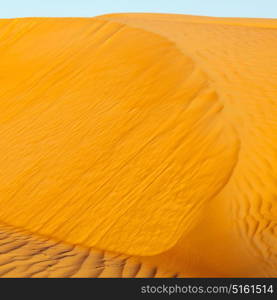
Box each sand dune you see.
[0,13,276,277]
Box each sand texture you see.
[0,13,276,277]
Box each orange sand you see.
[0,13,276,277]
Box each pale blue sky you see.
[0,0,276,19]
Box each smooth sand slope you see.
[0,13,276,277]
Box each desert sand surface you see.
[0,223,176,277]
[0,13,276,277]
